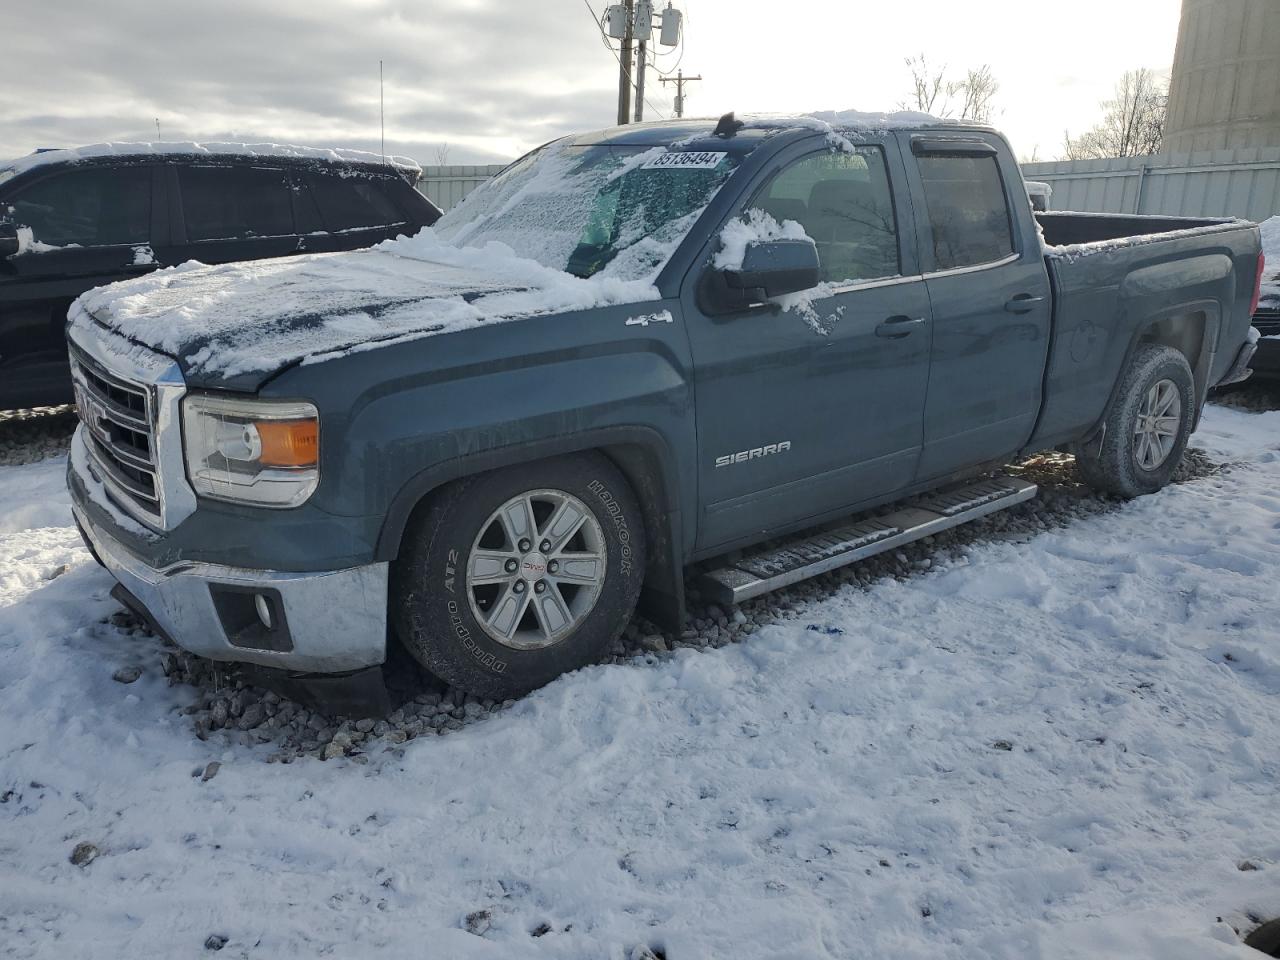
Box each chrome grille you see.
[70,344,162,523]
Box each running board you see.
[698,475,1038,605]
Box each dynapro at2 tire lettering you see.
[392,452,646,699]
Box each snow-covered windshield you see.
[433,141,743,281]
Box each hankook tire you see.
[392,452,646,699]
[1075,343,1196,498]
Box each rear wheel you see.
[392,453,646,699]
[1075,343,1196,498]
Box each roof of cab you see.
[0,141,422,187]
[571,109,982,153]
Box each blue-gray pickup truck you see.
[66,112,1263,707]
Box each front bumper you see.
[71,443,389,675]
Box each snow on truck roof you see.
[0,140,421,186]
[583,109,967,147]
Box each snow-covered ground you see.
[2,406,1279,959]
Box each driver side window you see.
[9,166,152,249]
[748,147,900,285]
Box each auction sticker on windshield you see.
[641,151,727,170]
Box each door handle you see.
[1005,294,1045,314]
[875,316,926,339]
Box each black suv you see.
[0,144,442,409]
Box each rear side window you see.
[917,155,1014,270]
[9,166,151,247]
[179,166,294,241]
[304,173,405,231]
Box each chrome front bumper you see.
[72,492,389,675]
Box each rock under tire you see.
[391,453,646,700]
[1075,343,1196,498]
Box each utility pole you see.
[633,36,647,122]
[659,69,701,118]
[605,0,680,124]
[616,0,634,126]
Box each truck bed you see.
[1035,210,1236,247]
[1028,211,1260,451]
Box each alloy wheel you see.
[1133,378,1182,471]
[465,488,608,650]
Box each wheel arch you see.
[374,426,688,629]
[1134,306,1216,402]
[1083,298,1220,448]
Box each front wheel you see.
[392,453,646,699]
[1075,343,1196,498]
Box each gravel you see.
[91,442,1230,764]
[69,841,99,867]
[0,406,77,466]
[1211,377,1280,413]
[4,389,1261,763]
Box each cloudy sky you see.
[1,0,1183,167]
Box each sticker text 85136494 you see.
[641,151,727,170]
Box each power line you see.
[659,69,701,117]
[580,0,669,121]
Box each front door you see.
[0,163,162,406]
[685,140,933,552]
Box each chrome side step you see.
[698,475,1038,605]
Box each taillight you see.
[1250,251,1265,316]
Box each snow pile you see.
[0,141,420,185]
[2,405,1279,957]
[1260,215,1279,311]
[72,230,662,379]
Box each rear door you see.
[293,170,421,254]
[685,137,933,552]
[168,164,299,265]
[899,134,1052,480]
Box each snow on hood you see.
[71,230,660,384]
[0,140,420,186]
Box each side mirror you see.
[723,238,820,299]
[0,221,18,259]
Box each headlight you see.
[182,394,319,507]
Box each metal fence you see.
[416,164,506,211]
[418,153,1280,222]
[1021,147,1280,222]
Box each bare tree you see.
[901,55,999,123]
[953,65,999,125]
[433,142,451,166]
[902,55,950,116]
[1062,69,1168,159]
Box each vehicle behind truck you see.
[65,111,1262,712]
[0,142,441,410]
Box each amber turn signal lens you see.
[255,419,318,467]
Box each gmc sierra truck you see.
[66,112,1262,709]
